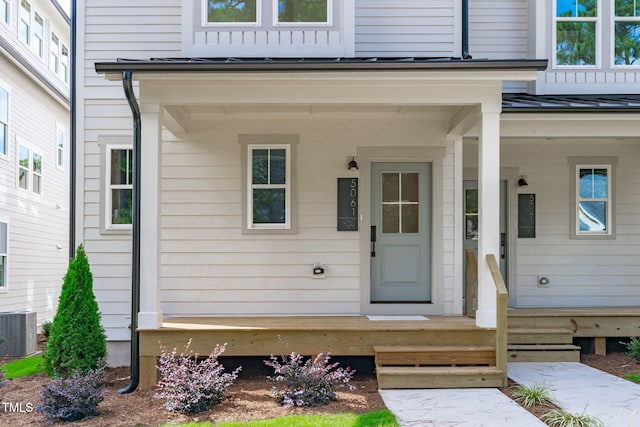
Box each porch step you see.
[507,327,580,362]
[374,345,501,389]
[376,366,504,389]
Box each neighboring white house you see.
[77,0,640,366]
[0,0,70,334]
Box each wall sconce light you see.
[348,157,359,171]
[518,176,528,188]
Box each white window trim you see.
[33,11,44,58]
[0,220,8,292]
[569,156,617,240]
[552,0,602,69]
[240,134,297,234]
[104,143,133,231]
[56,122,65,169]
[201,0,262,27]
[611,4,640,68]
[0,83,8,158]
[19,0,31,46]
[272,0,333,26]
[16,141,42,195]
[50,32,59,74]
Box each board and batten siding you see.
[79,0,182,343]
[354,0,458,57]
[158,115,456,317]
[500,140,640,307]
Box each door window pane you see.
[381,171,419,234]
[382,173,399,202]
[382,204,399,234]
[207,0,257,23]
[401,173,419,202]
[402,204,419,233]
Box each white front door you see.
[370,163,431,302]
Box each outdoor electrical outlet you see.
[537,275,550,287]
[312,263,326,278]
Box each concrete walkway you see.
[380,362,640,426]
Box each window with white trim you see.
[0,86,7,156]
[60,45,69,82]
[18,145,42,194]
[614,0,640,65]
[33,12,44,58]
[56,123,64,168]
[106,145,133,228]
[0,221,7,289]
[570,157,617,239]
[554,0,599,67]
[50,32,59,74]
[248,145,290,228]
[1,0,9,25]
[19,0,31,45]
[203,0,331,25]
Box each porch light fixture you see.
[348,157,359,171]
[518,176,528,188]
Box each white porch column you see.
[137,102,163,329]
[476,104,501,328]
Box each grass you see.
[162,410,399,427]
[1,354,45,379]
[625,372,640,384]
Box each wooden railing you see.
[487,253,509,388]
[464,248,478,317]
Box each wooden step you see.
[377,366,504,389]
[374,345,496,367]
[507,344,581,362]
[508,328,574,345]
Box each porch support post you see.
[137,102,163,329]
[476,104,501,328]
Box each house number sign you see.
[337,178,358,231]
[518,193,536,238]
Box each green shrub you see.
[510,383,554,408]
[542,409,604,427]
[621,337,640,361]
[43,245,106,377]
[41,320,53,339]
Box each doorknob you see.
[371,225,377,257]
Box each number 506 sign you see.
[337,178,358,231]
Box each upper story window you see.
[19,0,31,45]
[1,0,9,25]
[50,32,59,74]
[276,0,330,25]
[0,87,7,157]
[33,12,44,58]
[614,0,640,65]
[61,45,69,82]
[205,0,259,25]
[555,0,599,66]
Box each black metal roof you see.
[502,93,640,113]
[95,56,548,73]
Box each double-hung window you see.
[60,45,69,82]
[249,145,290,228]
[56,123,64,168]
[33,12,44,58]
[570,157,617,239]
[106,145,133,228]
[555,0,599,66]
[50,33,59,74]
[18,145,42,194]
[19,0,31,45]
[1,0,9,25]
[204,0,330,25]
[0,221,6,290]
[614,0,640,65]
[0,86,7,156]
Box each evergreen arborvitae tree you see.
[44,245,107,377]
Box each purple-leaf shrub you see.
[154,339,241,414]
[264,352,356,407]
[35,365,106,423]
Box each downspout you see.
[462,0,472,59]
[69,0,76,258]
[118,70,141,394]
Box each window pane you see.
[0,123,6,155]
[32,152,41,173]
[466,215,478,239]
[0,88,7,121]
[557,0,597,17]
[0,256,4,287]
[19,146,28,168]
[252,149,268,184]
[402,204,419,233]
[110,149,131,185]
[615,0,640,17]
[465,189,478,214]
[112,188,132,224]
[33,174,41,194]
[579,201,607,231]
[615,22,640,65]
[270,149,286,184]
[19,168,27,189]
[207,0,257,23]
[382,204,399,234]
[278,0,328,23]
[579,168,608,198]
[401,173,418,203]
[253,188,286,224]
[2,0,8,24]
[0,222,6,253]
[382,173,399,203]
[557,22,596,65]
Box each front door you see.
[370,163,431,302]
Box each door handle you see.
[371,225,377,257]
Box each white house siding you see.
[158,114,456,317]
[79,0,181,347]
[354,0,457,57]
[0,0,69,327]
[466,138,640,307]
[468,0,529,92]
